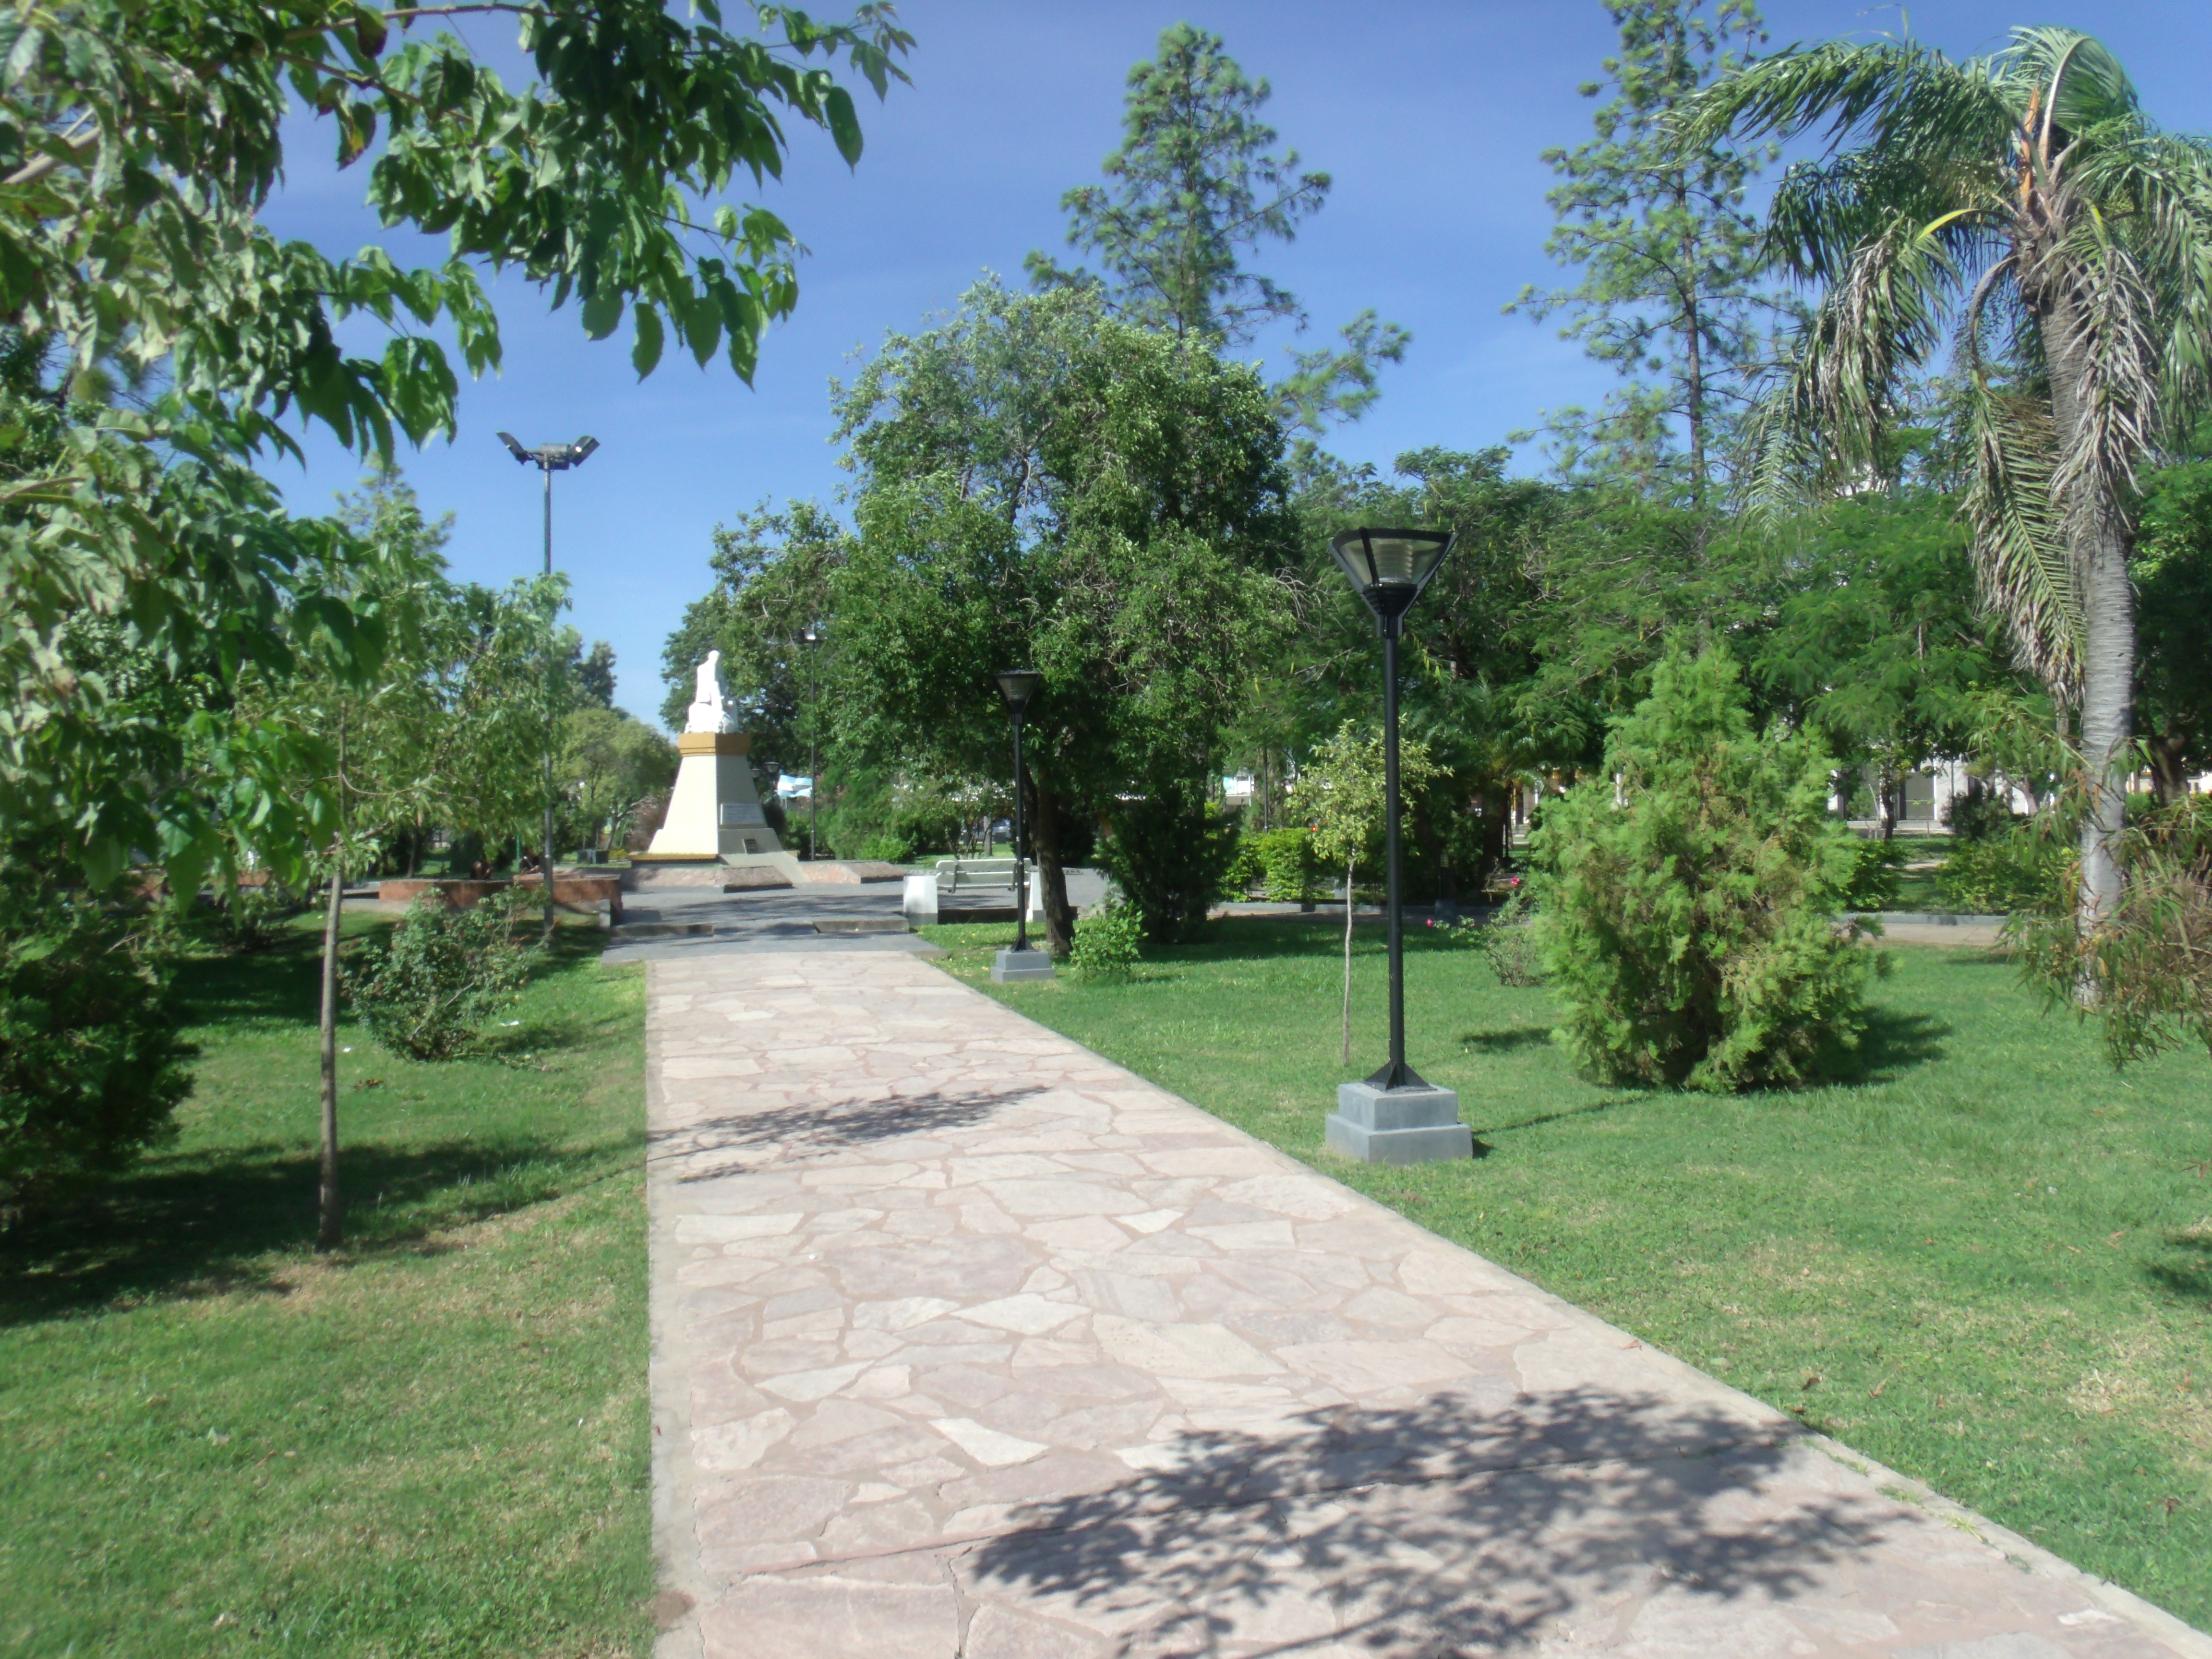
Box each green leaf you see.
[631,302,664,377]
[580,287,623,341]
[825,86,862,165]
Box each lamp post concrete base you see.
[1325,1081,1470,1165]
[990,948,1057,983]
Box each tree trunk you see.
[317,840,345,1251]
[1470,784,1511,901]
[1678,181,1707,501]
[1028,769,1075,959]
[2148,731,2190,807]
[2045,288,2137,967]
[1339,857,1356,1068]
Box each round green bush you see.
[1069,902,1144,978]
[0,852,194,1204]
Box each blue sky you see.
[259,1,2212,727]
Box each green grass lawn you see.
[926,916,2212,1629]
[0,916,653,1659]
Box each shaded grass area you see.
[924,916,2212,1630]
[0,916,652,1658]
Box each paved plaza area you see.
[643,946,2207,1659]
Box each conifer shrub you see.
[346,890,539,1060]
[1529,648,1874,1091]
[1096,780,1240,945]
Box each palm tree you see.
[1683,28,2212,952]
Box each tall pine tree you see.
[1511,0,1782,498]
[1027,24,1407,433]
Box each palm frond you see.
[2004,26,2139,134]
[1679,38,2017,175]
[1765,148,2006,284]
[1958,368,2080,698]
[2044,219,2160,554]
[2076,130,2212,435]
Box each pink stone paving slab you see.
[645,949,2209,1659]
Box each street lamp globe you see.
[1328,527,1455,631]
[995,669,1043,714]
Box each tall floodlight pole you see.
[989,670,1054,983]
[1320,527,1472,1165]
[498,432,599,941]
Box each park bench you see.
[905,857,1030,925]
[933,857,1019,897]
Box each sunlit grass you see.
[0,917,652,1658]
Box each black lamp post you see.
[1321,527,1472,1163]
[802,623,823,859]
[498,433,599,940]
[990,670,1054,981]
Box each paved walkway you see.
[644,949,2206,1659]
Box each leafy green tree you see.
[575,641,618,709]
[829,280,1294,954]
[1026,24,1406,433]
[0,0,910,886]
[1530,647,1871,1090]
[1750,492,2021,832]
[1687,27,2212,957]
[560,705,677,852]
[1510,0,1780,497]
[1306,721,1438,1067]
[2133,457,2212,803]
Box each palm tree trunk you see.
[2045,291,2137,971]
[2075,508,2134,946]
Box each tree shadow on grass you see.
[962,1386,1895,1654]
[2145,1228,2212,1309]
[0,1134,617,1327]
[1819,1007,1951,1086]
[1460,1025,1554,1055]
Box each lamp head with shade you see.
[1328,527,1456,633]
[995,670,1044,716]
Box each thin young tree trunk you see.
[1678,182,1707,501]
[318,837,345,1250]
[1339,857,1356,1068]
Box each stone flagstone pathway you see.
[644,948,2210,1659]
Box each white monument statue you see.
[647,651,780,860]
[685,649,736,734]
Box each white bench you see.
[906,858,1040,926]
[934,857,1019,895]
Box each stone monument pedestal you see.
[990,948,1056,983]
[1325,1080,1470,1165]
[648,732,781,859]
